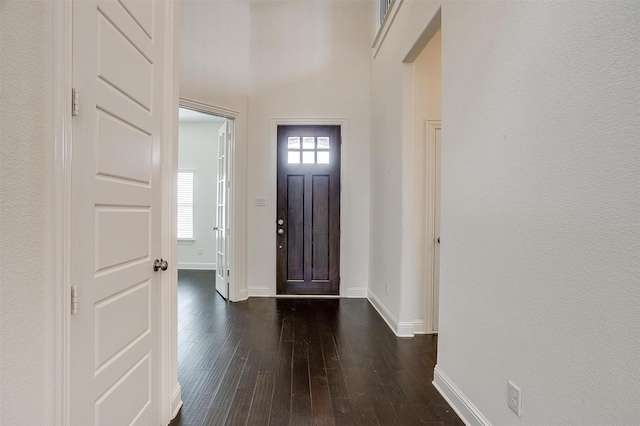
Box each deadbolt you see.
[277,219,284,225]
[153,258,168,271]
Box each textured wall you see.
[437,2,640,424]
[0,1,54,423]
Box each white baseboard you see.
[237,288,248,301]
[367,290,413,337]
[412,320,426,334]
[248,287,271,297]
[433,365,492,426]
[397,321,414,336]
[177,262,216,270]
[342,286,368,298]
[171,383,183,420]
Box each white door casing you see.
[70,0,166,424]
[426,120,441,333]
[215,121,229,299]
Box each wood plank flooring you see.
[171,270,463,426]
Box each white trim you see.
[433,366,492,426]
[342,287,368,298]
[171,383,183,420]
[161,1,180,424]
[367,290,414,337]
[425,120,441,335]
[269,118,349,298]
[237,288,248,300]
[180,98,240,120]
[51,0,72,423]
[412,320,427,334]
[177,262,216,270]
[248,287,271,297]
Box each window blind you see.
[177,171,194,239]
[380,0,392,25]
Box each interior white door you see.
[433,125,441,332]
[70,0,165,424]
[215,121,229,299]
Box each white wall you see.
[372,1,640,424]
[246,0,372,297]
[437,2,640,424]
[0,1,55,423]
[180,0,250,299]
[177,121,222,269]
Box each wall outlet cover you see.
[508,381,522,417]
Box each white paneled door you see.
[70,0,166,424]
[215,121,230,299]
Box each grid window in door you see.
[287,136,331,165]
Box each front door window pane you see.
[317,137,330,150]
[317,151,330,164]
[288,137,300,149]
[302,137,315,150]
[288,151,300,164]
[302,151,315,164]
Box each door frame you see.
[425,120,441,334]
[51,1,180,424]
[267,118,349,298]
[179,98,239,303]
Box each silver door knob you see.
[277,229,284,235]
[153,259,168,271]
[277,219,284,225]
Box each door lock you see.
[153,259,168,271]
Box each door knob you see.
[277,229,284,235]
[277,219,284,225]
[213,227,219,231]
[153,258,168,271]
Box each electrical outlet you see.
[198,248,203,255]
[385,281,389,295]
[508,381,522,417]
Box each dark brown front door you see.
[277,125,341,295]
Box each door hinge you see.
[72,88,80,116]
[71,285,78,314]
[227,270,230,277]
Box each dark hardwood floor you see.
[171,270,463,426]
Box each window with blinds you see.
[177,170,194,240]
[379,0,392,25]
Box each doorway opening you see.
[177,107,233,300]
[405,23,441,334]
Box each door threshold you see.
[274,294,341,299]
